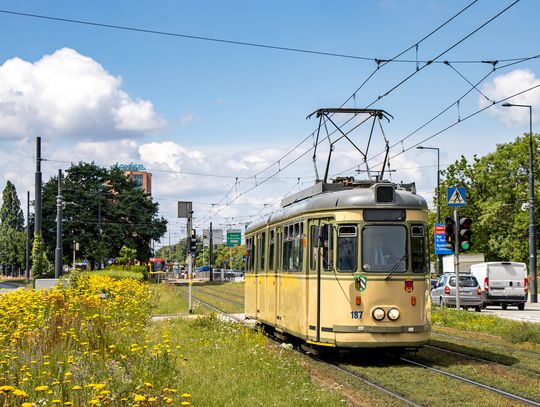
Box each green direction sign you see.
[227,230,242,246]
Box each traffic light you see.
[445,216,456,249]
[459,217,473,252]
[189,229,197,252]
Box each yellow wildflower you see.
[35,385,49,391]
[13,389,28,397]
[163,397,173,404]
[72,385,82,390]
[134,394,146,402]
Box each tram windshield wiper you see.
[385,254,407,280]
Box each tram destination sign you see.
[226,230,242,246]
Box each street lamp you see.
[502,102,537,303]
[417,146,441,276]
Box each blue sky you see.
[0,0,539,245]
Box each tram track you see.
[399,356,540,407]
[424,343,540,378]
[431,331,540,357]
[169,286,540,406]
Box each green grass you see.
[151,316,346,406]
[432,306,540,345]
[151,284,206,315]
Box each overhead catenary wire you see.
[0,7,533,65]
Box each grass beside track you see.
[161,281,540,406]
[151,316,346,406]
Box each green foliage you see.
[0,180,24,230]
[70,269,145,283]
[31,233,51,279]
[40,162,167,267]
[116,245,137,265]
[105,264,148,281]
[439,134,539,263]
[432,307,540,344]
[0,181,26,275]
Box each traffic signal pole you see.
[454,209,461,310]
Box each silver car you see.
[431,273,482,312]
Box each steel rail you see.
[425,344,540,378]
[181,291,424,406]
[400,357,540,407]
[326,362,423,407]
[432,332,540,357]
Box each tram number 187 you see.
[351,311,363,319]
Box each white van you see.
[469,262,528,310]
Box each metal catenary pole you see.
[34,137,42,236]
[54,170,63,279]
[454,208,461,309]
[187,211,193,313]
[209,222,213,281]
[527,106,537,303]
[25,191,30,284]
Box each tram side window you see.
[337,225,358,272]
[322,224,334,271]
[310,226,318,270]
[260,232,266,271]
[246,237,254,273]
[282,223,303,272]
[298,223,304,271]
[269,230,275,270]
[411,225,427,273]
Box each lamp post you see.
[417,146,441,276]
[502,103,537,303]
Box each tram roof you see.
[246,181,427,234]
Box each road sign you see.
[434,223,453,255]
[447,187,466,207]
[227,229,242,246]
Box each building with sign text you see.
[118,163,152,196]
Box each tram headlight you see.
[387,307,400,321]
[372,307,385,321]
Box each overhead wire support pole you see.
[54,169,63,279]
[25,191,30,284]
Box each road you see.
[0,281,25,293]
[482,301,540,323]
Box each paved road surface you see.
[0,281,24,293]
[482,301,540,323]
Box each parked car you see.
[469,262,528,310]
[431,273,482,312]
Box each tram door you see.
[256,232,266,321]
[307,219,333,343]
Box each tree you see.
[438,134,539,263]
[32,233,51,278]
[41,162,167,268]
[0,181,24,230]
[0,181,26,275]
[116,245,137,267]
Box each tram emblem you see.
[354,276,367,292]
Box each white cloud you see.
[178,112,195,127]
[480,69,540,127]
[0,48,166,140]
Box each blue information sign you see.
[447,187,466,207]
[434,223,453,255]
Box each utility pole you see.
[209,222,213,281]
[55,170,63,279]
[454,208,461,310]
[25,191,30,284]
[72,241,78,271]
[187,209,193,313]
[34,137,42,236]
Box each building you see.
[124,170,152,195]
[116,163,152,196]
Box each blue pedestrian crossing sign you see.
[447,187,466,207]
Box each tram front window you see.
[362,225,407,272]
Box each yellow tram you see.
[244,179,431,349]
